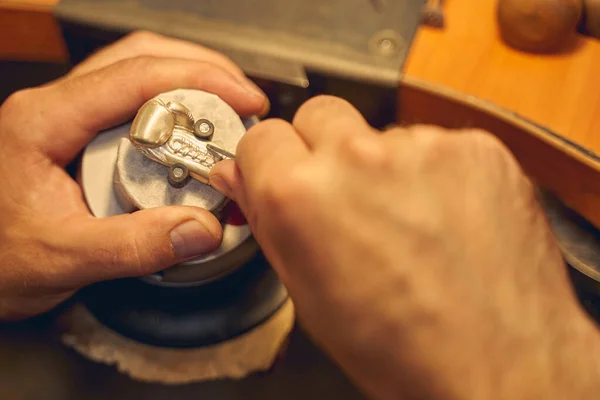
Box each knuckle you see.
[208,51,243,72]
[251,118,290,134]
[1,89,33,115]
[406,125,455,168]
[469,129,508,153]
[467,129,517,166]
[468,129,528,181]
[338,134,387,169]
[91,247,123,273]
[123,30,162,48]
[113,56,160,90]
[0,89,39,140]
[130,235,164,274]
[293,95,351,125]
[239,118,289,150]
[120,54,157,71]
[92,235,159,277]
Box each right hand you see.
[210,96,600,400]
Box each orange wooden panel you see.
[404,0,600,154]
[0,0,66,62]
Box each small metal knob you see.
[128,98,233,184]
[194,119,214,140]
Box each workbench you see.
[1,1,600,399]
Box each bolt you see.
[172,167,185,179]
[369,30,403,57]
[168,163,190,188]
[198,122,211,133]
[194,119,214,140]
[377,38,398,56]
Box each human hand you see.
[0,31,268,320]
[210,96,600,400]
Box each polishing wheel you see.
[77,89,288,348]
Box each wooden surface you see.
[0,0,66,62]
[1,0,599,149]
[404,0,600,154]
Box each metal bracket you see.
[56,0,426,128]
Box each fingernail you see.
[170,220,220,260]
[258,96,271,118]
[209,174,232,197]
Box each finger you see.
[228,119,309,199]
[32,56,268,165]
[67,31,247,81]
[209,159,249,210]
[292,95,375,150]
[59,205,223,286]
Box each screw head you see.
[369,30,404,58]
[194,119,214,140]
[377,38,398,56]
[198,122,211,133]
[168,163,190,188]
[172,167,185,179]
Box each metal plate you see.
[56,0,426,86]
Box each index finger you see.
[67,30,247,81]
[31,56,268,165]
[210,119,309,213]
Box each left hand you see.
[0,31,268,320]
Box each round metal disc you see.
[76,89,289,347]
[80,252,289,348]
[114,138,225,212]
[79,89,260,285]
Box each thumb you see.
[62,206,223,286]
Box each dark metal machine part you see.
[81,253,288,348]
[537,190,600,321]
[55,0,426,128]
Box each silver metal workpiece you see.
[130,97,234,184]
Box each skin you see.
[209,100,600,399]
[0,31,268,319]
[0,31,599,399]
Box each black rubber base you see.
[79,252,288,348]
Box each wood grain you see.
[404,0,600,155]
